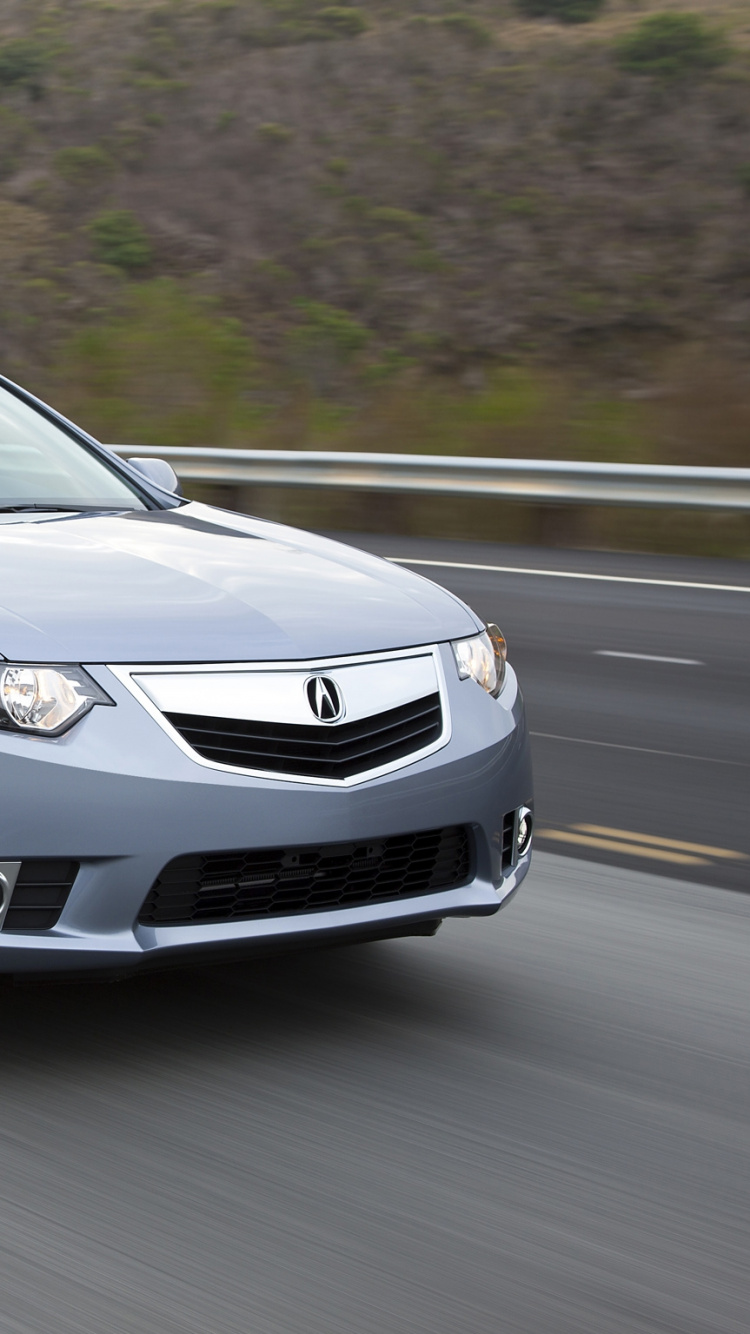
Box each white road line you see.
[594,650,704,665]
[530,731,749,768]
[386,557,750,594]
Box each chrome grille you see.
[164,692,442,780]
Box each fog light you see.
[516,807,533,857]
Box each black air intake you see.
[3,860,79,931]
[140,826,472,927]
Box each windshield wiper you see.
[0,504,129,514]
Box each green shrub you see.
[502,194,542,216]
[55,146,115,187]
[292,300,369,361]
[256,258,293,282]
[315,7,367,37]
[367,205,428,242]
[290,300,369,391]
[0,39,47,95]
[90,209,152,271]
[514,0,605,24]
[440,14,493,49]
[53,279,256,448]
[258,121,294,143]
[617,14,730,78]
[242,5,366,47]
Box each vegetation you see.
[0,0,748,553]
[439,14,493,49]
[55,280,257,447]
[0,39,47,95]
[738,164,750,198]
[55,146,115,187]
[0,107,33,180]
[616,13,731,78]
[257,122,294,143]
[515,0,605,22]
[316,8,368,38]
[89,210,152,271]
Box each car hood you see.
[0,503,480,663]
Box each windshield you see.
[0,386,147,511]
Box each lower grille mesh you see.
[4,860,79,931]
[139,826,472,926]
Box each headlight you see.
[0,665,113,736]
[452,624,507,698]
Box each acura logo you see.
[306,675,344,723]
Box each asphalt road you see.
[347,535,750,891]
[2,536,748,1332]
[1,852,749,1333]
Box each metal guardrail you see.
[110,446,750,510]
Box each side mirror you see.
[128,456,182,496]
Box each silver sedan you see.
[0,374,533,977]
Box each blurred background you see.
[2,0,749,550]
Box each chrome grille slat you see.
[165,691,443,780]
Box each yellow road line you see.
[538,829,709,867]
[573,824,748,861]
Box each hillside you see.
[2,0,750,547]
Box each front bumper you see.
[0,647,533,976]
